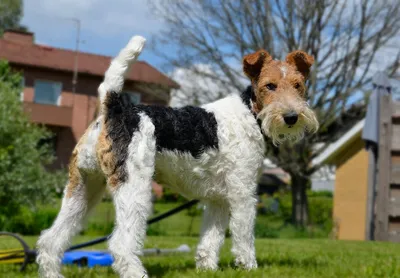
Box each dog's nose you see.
[283,112,298,125]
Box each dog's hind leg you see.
[107,114,156,278]
[36,164,106,278]
[195,201,229,270]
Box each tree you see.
[151,0,400,226]
[0,0,26,36]
[0,61,64,229]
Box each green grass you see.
[1,235,400,277]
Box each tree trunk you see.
[291,174,309,227]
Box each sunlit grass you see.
[1,236,400,278]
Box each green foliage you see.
[186,205,202,217]
[254,222,280,238]
[0,0,25,36]
[275,191,333,228]
[254,191,333,238]
[146,223,167,236]
[308,190,333,198]
[2,206,58,235]
[0,60,66,230]
[157,187,186,203]
[84,221,115,236]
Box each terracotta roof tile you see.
[0,38,179,89]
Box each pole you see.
[71,18,80,97]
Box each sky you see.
[21,0,400,102]
[21,0,171,70]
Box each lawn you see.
[1,235,400,278]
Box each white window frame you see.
[34,79,62,106]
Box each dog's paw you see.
[195,250,218,271]
[234,257,258,270]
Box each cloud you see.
[22,0,162,37]
[20,0,166,65]
[169,64,243,107]
[169,64,223,107]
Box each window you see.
[34,80,62,105]
[121,91,141,105]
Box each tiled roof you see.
[0,38,179,89]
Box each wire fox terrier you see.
[36,36,318,278]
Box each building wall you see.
[333,137,369,240]
[14,64,169,168]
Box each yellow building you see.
[314,119,370,240]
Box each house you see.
[312,119,368,240]
[0,29,179,169]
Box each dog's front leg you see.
[195,200,229,271]
[228,189,258,270]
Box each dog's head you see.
[243,49,319,145]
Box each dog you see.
[36,35,318,278]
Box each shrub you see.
[2,205,58,235]
[147,223,167,236]
[0,60,66,229]
[254,222,280,238]
[84,221,114,236]
[253,191,333,238]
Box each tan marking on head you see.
[285,50,314,80]
[242,50,313,112]
[242,49,318,144]
[249,60,304,111]
[96,119,120,189]
[243,49,272,80]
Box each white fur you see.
[258,97,318,145]
[143,94,265,271]
[37,93,265,277]
[280,66,287,78]
[37,35,317,277]
[77,117,103,170]
[98,35,146,106]
[36,174,106,278]
[109,113,155,278]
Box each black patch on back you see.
[104,92,219,179]
[139,105,219,158]
[104,92,141,181]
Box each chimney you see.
[3,29,34,44]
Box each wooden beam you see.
[388,233,400,243]
[389,199,400,217]
[392,125,400,152]
[374,94,392,241]
[365,148,377,240]
[392,101,400,118]
[392,163,400,184]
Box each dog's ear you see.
[243,50,272,80]
[286,50,314,80]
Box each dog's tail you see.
[97,35,146,114]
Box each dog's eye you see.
[266,83,277,91]
[294,83,301,89]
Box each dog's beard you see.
[257,101,319,146]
